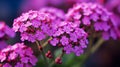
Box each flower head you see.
[50,21,88,56]
[13,7,65,42]
[0,43,37,67]
[66,3,119,40]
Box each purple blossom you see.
[25,48,33,56]
[0,43,38,67]
[8,52,18,60]
[73,46,84,56]
[53,28,64,37]
[90,13,99,22]
[13,7,65,42]
[64,45,73,54]
[50,38,59,46]
[79,39,88,48]
[20,32,28,41]
[31,19,41,28]
[63,25,73,33]
[15,62,24,67]
[60,36,69,46]
[82,17,91,25]
[21,57,29,63]
[28,34,36,42]
[66,3,120,40]
[70,32,78,42]
[35,30,45,41]
[94,22,110,31]
[50,21,88,56]
[29,55,38,65]
[0,52,6,62]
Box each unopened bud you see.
[55,57,62,64]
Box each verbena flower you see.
[50,20,88,56]
[38,8,88,56]
[13,7,65,42]
[0,43,37,67]
[66,3,119,40]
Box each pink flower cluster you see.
[13,3,120,56]
[50,21,88,56]
[13,7,65,42]
[13,7,88,56]
[40,8,88,56]
[0,43,37,67]
[66,3,119,40]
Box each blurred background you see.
[0,0,120,67]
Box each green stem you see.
[42,37,52,47]
[86,35,93,55]
[91,38,104,54]
[36,41,49,67]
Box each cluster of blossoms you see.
[50,21,88,56]
[66,3,119,40]
[13,7,88,56]
[40,8,88,56]
[13,3,120,57]
[0,21,15,50]
[13,7,65,42]
[0,43,37,67]
[0,1,120,67]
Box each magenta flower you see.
[15,62,24,67]
[13,7,65,42]
[60,36,69,46]
[63,44,73,54]
[50,38,59,46]
[49,20,88,56]
[0,43,38,67]
[66,3,119,40]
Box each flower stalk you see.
[36,41,49,67]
